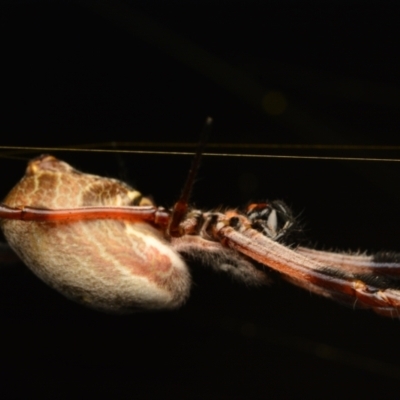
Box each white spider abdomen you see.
[1,155,191,312]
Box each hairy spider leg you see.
[207,212,400,318]
[297,247,400,276]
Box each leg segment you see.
[0,204,170,228]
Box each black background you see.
[2,1,400,398]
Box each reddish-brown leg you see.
[296,247,400,276]
[208,213,400,317]
[0,204,170,228]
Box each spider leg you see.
[169,210,270,285]
[208,213,400,317]
[0,204,170,227]
[296,247,400,277]
[295,247,400,317]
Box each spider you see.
[1,150,400,317]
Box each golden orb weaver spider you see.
[1,132,400,317]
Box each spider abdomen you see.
[1,155,191,312]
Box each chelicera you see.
[1,146,400,316]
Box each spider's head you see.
[246,200,297,243]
